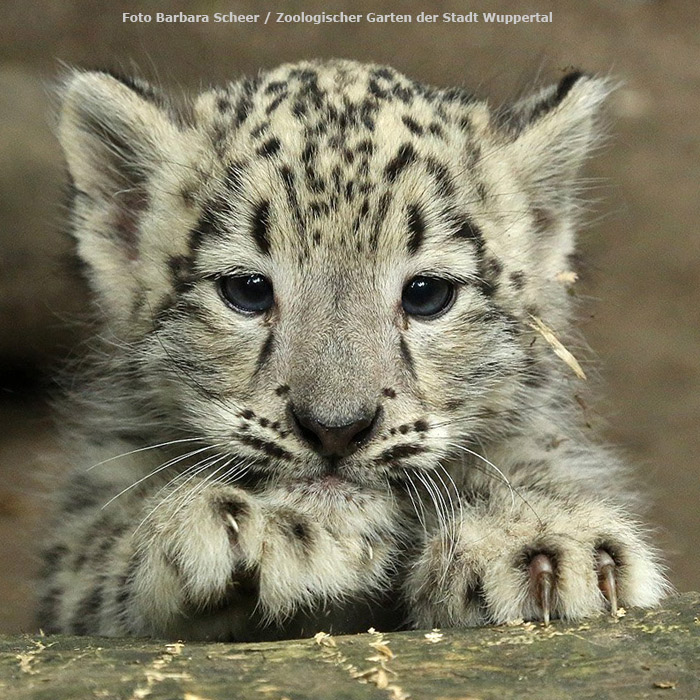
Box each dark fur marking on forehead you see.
[360,99,377,130]
[250,122,270,139]
[280,166,304,234]
[453,216,485,254]
[188,205,223,256]
[258,137,281,158]
[425,157,455,198]
[428,122,445,138]
[265,80,287,95]
[265,92,288,115]
[275,384,290,396]
[371,191,391,250]
[406,204,425,255]
[385,143,417,183]
[251,200,271,255]
[402,115,423,136]
[369,79,388,100]
[392,84,414,104]
[442,86,475,106]
[292,100,307,119]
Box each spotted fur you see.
[38,59,668,640]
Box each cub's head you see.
[59,60,608,488]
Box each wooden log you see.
[1,593,698,699]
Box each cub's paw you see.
[405,494,669,628]
[133,484,266,618]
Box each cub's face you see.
[59,61,606,488]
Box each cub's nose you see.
[290,406,380,458]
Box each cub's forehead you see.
[192,60,489,262]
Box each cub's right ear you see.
[59,71,185,320]
[59,70,180,204]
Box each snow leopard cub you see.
[37,59,668,641]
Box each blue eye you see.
[218,274,274,315]
[402,276,456,318]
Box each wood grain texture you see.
[1,593,698,699]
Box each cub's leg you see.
[38,474,398,640]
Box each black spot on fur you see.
[275,384,290,396]
[476,256,502,297]
[36,586,62,632]
[239,435,292,460]
[71,581,105,634]
[258,137,281,158]
[401,115,423,135]
[425,158,455,198]
[383,387,397,398]
[265,80,287,95]
[251,200,271,255]
[453,216,485,254]
[369,79,388,100]
[377,444,425,464]
[371,191,391,250]
[413,419,428,432]
[291,521,312,548]
[428,122,444,138]
[385,143,417,182]
[265,92,288,115]
[510,270,526,289]
[406,204,425,255]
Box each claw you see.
[596,549,618,616]
[529,553,555,626]
[226,513,240,533]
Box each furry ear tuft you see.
[501,72,612,207]
[58,71,183,321]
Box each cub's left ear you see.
[501,72,611,204]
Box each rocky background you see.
[0,0,698,632]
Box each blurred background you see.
[0,0,698,633]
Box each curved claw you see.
[529,553,555,625]
[596,549,618,616]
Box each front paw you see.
[406,494,669,627]
[134,484,265,615]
